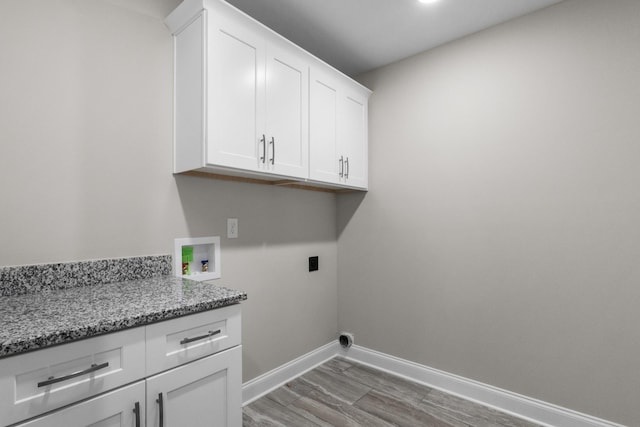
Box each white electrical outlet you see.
[227,218,238,238]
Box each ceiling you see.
[225,0,563,76]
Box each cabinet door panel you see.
[208,13,265,171]
[340,90,368,189]
[146,346,242,427]
[15,381,144,427]
[167,370,227,427]
[265,43,308,178]
[309,68,339,184]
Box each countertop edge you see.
[0,290,248,359]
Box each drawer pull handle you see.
[180,329,221,345]
[37,362,110,388]
[133,401,141,427]
[157,393,164,427]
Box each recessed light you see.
[418,0,439,4]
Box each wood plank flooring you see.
[243,358,542,427]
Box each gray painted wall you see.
[339,0,640,424]
[3,0,638,423]
[0,0,338,382]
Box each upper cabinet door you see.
[310,66,369,189]
[263,41,309,179]
[339,87,369,189]
[208,10,265,171]
[208,12,308,179]
[309,67,339,184]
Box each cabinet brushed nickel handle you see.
[260,134,266,163]
[156,393,164,427]
[133,401,141,427]
[270,136,275,165]
[179,329,221,345]
[339,156,344,177]
[37,362,110,388]
[345,157,350,179]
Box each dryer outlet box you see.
[309,256,319,272]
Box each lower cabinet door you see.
[146,346,242,427]
[15,381,145,427]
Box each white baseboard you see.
[242,341,340,406]
[242,342,622,427]
[340,345,624,427]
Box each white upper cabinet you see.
[309,67,369,189]
[166,0,369,190]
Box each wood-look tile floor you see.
[243,358,542,427]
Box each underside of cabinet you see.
[178,170,363,193]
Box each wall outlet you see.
[227,218,238,239]
[309,256,319,272]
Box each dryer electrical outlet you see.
[309,256,319,272]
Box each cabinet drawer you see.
[0,327,145,426]
[145,304,241,376]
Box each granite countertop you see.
[0,276,247,358]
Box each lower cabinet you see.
[15,381,145,427]
[17,346,242,427]
[1,305,242,427]
[146,346,242,427]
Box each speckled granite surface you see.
[0,276,247,358]
[0,255,172,296]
